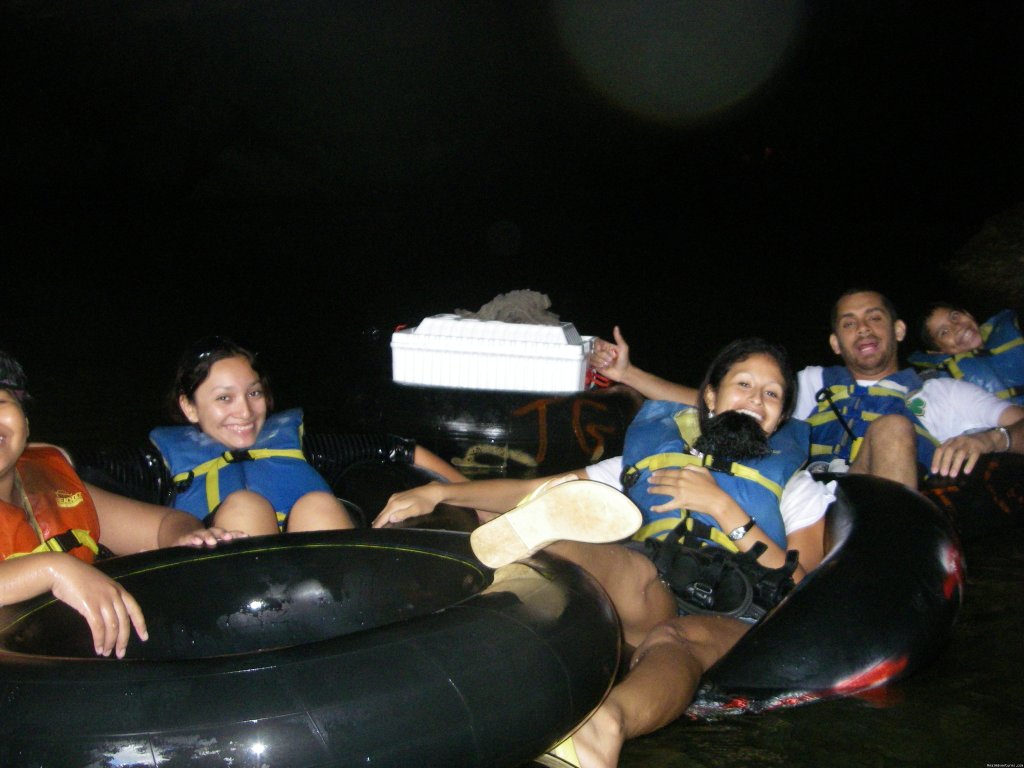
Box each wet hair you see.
[168,335,273,423]
[829,288,901,334]
[0,349,31,410]
[918,301,970,351]
[695,337,796,428]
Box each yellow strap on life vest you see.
[809,388,939,460]
[37,529,100,555]
[633,514,739,552]
[810,436,863,461]
[6,529,101,559]
[171,448,308,512]
[629,451,784,500]
[945,357,969,381]
[987,335,1023,356]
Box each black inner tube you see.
[0,529,487,660]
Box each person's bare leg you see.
[212,490,279,535]
[548,541,677,647]
[572,615,750,768]
[287,491,356,531]
[850,414,919,489]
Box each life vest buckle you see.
[174,471,195,492]
[685,580,715,609]
[620,465,640,489]
[703,454,731,474]
[227,450,254,463]
[47,530,82,553]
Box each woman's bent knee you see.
[213,490,279,535]
[287,491,356,531]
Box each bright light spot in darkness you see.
[551,0,806,126]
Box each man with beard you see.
[794,289,1024,488]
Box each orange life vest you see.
[0,446,101,562]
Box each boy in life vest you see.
[910,303,1024,405]
[794,289,1023,487]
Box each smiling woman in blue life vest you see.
[151,335,358,536]
[373,337,835,768]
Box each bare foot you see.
[571,704,625,768]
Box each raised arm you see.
[589,326,698,404]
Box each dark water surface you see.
[620,535,1023,768]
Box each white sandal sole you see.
[470,479,642,568]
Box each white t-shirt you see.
[584,455,833,535]
[795,365,1011,442]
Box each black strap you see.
[815,386,858,441]
[645,522,798,622]
[47,530,83,553]
[173,470,195,493]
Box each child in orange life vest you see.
[0,350,245,658]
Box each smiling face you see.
[829,290,905,380]
[702,352,786,436]
[0,388,29,501]
[925,307,982,355]
[178,355,268,450]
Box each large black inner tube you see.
[1,529,487,660]
[0,528,621,768]
[689,474,964,716]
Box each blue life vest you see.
[620,401,809,551]
[149,408,332,522]
[909,309,1024,405]
[806,366,938,468]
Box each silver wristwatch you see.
[728,518,757,541]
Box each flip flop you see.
[470,478,642,568]
[533,735,581,768]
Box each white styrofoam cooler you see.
[391,314,595,392]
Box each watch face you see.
[729,520,752,540]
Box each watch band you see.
[728,518,756,541]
